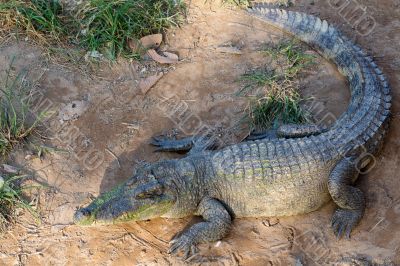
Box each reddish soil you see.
[0,0,399,265]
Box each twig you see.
[369,217,384,232]
[105,148,120,168]
[121,122,140,130]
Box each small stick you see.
[105,148,120,168]
[369,217,384,232]
[121,122,140,130]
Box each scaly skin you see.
[74,6,391,259]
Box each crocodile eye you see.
[135,181,163,199]
[135,192,147,199]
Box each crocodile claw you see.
[168,233,199,260]
[151,136,177,152]
[151,135,195,153]
[331,209,362,239]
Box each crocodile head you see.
[73,165,175,225]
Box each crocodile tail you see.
[248,7,391,155]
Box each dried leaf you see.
[139,72,164,94]
[140,34,163,49]
[147,49,179,64]
[128,34,162,53]
[163,52,179,61]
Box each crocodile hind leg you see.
[246,124,327,140]
[277,124,327,138]
[245,129,278,140]
[168,197,232,260]
[328,157,365,238]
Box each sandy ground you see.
[0,0,399,265]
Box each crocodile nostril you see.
[81,208,91,216]
[73,208,91,223]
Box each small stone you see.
[3,164,19,174]
[147,49,179,64]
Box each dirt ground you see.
[0,0,399,265]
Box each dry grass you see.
[0,0,66,45]
[239,39,315,130]
[0,0,187,60]
[0,174,39,233]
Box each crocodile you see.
[73,6,392,259]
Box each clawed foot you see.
[246,130,277,141]
[150,135,194,152]
[168,233,199,260]
[331,208,363,239]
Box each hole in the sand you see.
[72,103,76,108]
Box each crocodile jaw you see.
[73,177,175,225]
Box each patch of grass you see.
[262,39,315,79]
[239,39,315,130]
[1,0,187,60]
[0,174,38,232]
[237,68,279,96]
[0,0,66,43]
[0,62,48,156]
[222,0,251,7]
[246,80,310,130]
[77,0,186,59]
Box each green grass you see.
[0,0,186,60]
[0,174,39,232]
[0,0,66,43]
[237,68,279,96]
[262,39,315,78]
[0,62,45,232]
[221,0,251,6]
[76,0,186,59]
[239,39,315,130]
[0,62,48,156]
[246,80,311,130]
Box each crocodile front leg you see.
[245,129,278,140]
[151,135,215,154]
[168,197,232,259]
[328,157,365,239]
[151,135,196,152]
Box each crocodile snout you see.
[73,208,92,224]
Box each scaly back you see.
[248,7,391,156]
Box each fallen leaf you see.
[129,34,163,53]
[139,72,164,94]
[140,34,163,49]
[216,46,242,55]
[3,164,19,174]
[163,52,179,61]
[147,49,179,64]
